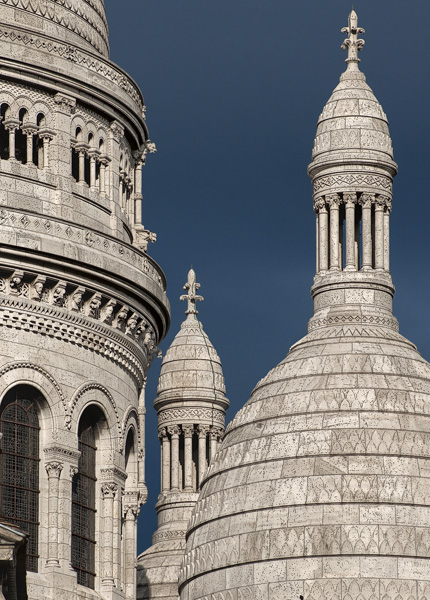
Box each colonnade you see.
[44,458,138,599]
[159,424,223,493]
[2,117,53,168]
[314,192,391,273]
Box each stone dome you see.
[312,71,393,163]
[179,12,430,600]
[156,316,226,404]
[0,0,110,57]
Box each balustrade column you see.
[360,193,374,270]
[45,461,63,567]
[167,425,180,490]
[374,195,386,270]
[99,155,110,195]
[316,199,328,272]
[101,482,117,585]
[160,428,170,492]
[327,194,340,270]
[315,212,319,274]
[182,424,194,491]
[197,425,209,488]
[344,193,357,271]
[384,198,392,271]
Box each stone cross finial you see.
[180,268,204,315]
[341,10,365,67]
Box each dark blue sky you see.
[104,0,430,553]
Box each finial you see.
[180,268,204,316]
[341,9,365,69]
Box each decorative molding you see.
[152,530,185,543]
[0,26,143,111]
[0,298,147,386]
[0,360,67,414]
[313,173,392,194]
[0,208,165,289]
[100,467,128,483]
[43,446,80,462]
[158,408,225,426]
[69,383,122,448]
[0,0,110,56]
[308,313,399,332]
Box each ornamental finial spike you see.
[341,10,365,69]
[180,268,204,316]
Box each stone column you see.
[384,198,392,271]
[327,194,340,270]
[45,461,63,567]
[22,125,37,165]
[75,142,88,184]
[40,134,53,170]
[197,425,209,488]
[167,425,180,490]
[182,424,194,491]
[209,427,219,463]
[3,119,19,160]
[138,386,146,487]
[360,193,374,270]
[344,192,357,271]
[67,465,79,571]
[101,482,118,585]
[160,428,170,492]
[133,157,144,226]
[89,150,100,189]
[99,155,110,195]
[123,503,139,600]
[315,212,319,274]
[374,195,386,270]
[316,199,328,272]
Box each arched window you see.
[72,406,105,589]
[0,385,41,572]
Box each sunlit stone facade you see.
[0,1,169,599]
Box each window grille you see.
[72,415,97,589]
[0,386,40,572]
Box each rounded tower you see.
[179,12,430,600]
[137,269,228,600]
[0,1,169,599]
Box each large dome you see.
[179,11,430,600]
[0,0,110,57]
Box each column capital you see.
[70,465,79,479]
[197,424,210,438]
[376,194,391,208]
[182,424,195,438]
[101,482,118,499]
[326,193,341,208]
[313,198,327,214]
[167,425,181,438]
[209,427,224,440]
[158,427,168,440]
[45,461,63,478]
[343,192,357,206]
[3,118,19,131]
[359,193,375,207]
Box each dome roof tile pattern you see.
[179,12,430,600]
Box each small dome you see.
[312,70,394,163]
[155,269,227,410]
[156,315,226,403]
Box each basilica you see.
[0,2,428,600]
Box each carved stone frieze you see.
[0,26,143,111]
[158,408,225,426]
[0,297,148,385]
[308,312,399,332]
[0,208,165,289]
[313,173,392,193]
